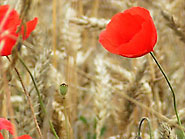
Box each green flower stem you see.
[150,52,185,137]
[63,97,70,139]
[18,56,45,113]
[6,56,43,139]
[18,56,59,139]
[137,117,153,139]
[49,120,59,139]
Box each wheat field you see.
[0,0,185,139]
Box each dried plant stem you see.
[147,55,161,113]
[1,66,18,138]
[118,84,184,130]
[137,117,153,139]
[150,52,185,137]
[6,56,43,138]
[0,6,12,32]
[52,0,57,68]
[91,0,99,17]
[7,33,36,53]
[78,0,83,15]
[18,56,45,113]
[18,56,59,139]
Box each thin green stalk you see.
[49,120,59,139]
[18,56,59,139]
[150,52,185,137]
[63,97,70,139]
[6,56,43,139]
[137,117,153,139]
[18,56,45,113]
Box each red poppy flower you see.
[0,118,33,139]
[99,7,157,58]
[0,5,38,56]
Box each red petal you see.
[0,5,21,32]
[15,135,33,139]
[99,7,157,58]
[0,5,38,56]
[99,30,118,53]
[0,32,18,56]
[117,8,157,57]
[0,118,14,135]
[124,7,151,22]
[0,5,20,56]
[99,12,145,54]
[0,5,10,25]
[118,21,157,57]
[0,133,4,139]
[21,17,38,40]
[0,5,9,20]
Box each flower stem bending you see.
[6,56,43,139]
[137,117,153,139]
[150,52,185,137]
[18,56,59,139]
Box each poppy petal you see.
[0,5,20,32]
[99,30,119,53]
[0,32,18,56]
[117,19,157,57]
[99,12,145,54]
[99,7,157,58]
[0,133,4,139]
[14,135,33,139]
[0,118,14,135]
[21,17,38,40]
[0,5,9,20]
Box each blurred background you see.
[0,0,185,138]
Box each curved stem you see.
[18,56,59,139]
[18,56,46,113]
[137,117,153,139]
[150,52,185,137]
[6,56,43,139]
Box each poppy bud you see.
[59,83,68,96]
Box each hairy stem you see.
[150,52,185,137]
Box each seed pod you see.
[59,83,68,96]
